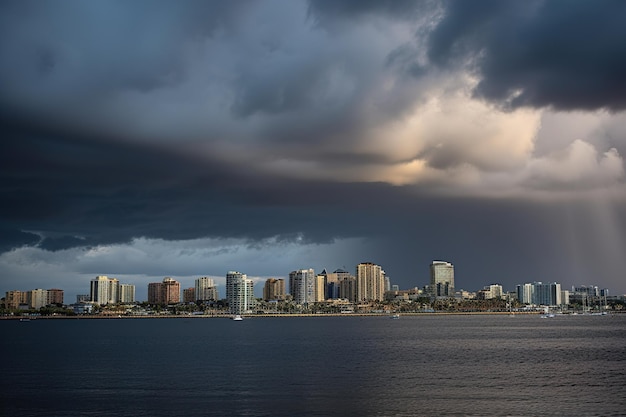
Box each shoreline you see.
[4,311,612,320]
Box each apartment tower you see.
[90,276,120,305]
[430,261,455,297]
[289,269,316,305]
[226,271,254,314]
[263,278,285,301]
[356,262,385,302]
[195,277,218,301]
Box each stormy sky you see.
[2,0,626,302]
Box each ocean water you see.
[1,314,625,417]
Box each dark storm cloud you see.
[428,0,626,111]
[307,0,427,22]
[0,0,246,93]
[0,118,404,253]
[3,115,626,293]
[1,0,625,296]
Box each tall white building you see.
[517,283,534,304]
[119,284,135,304]
[430,261,454,297]
[289,269,316,305]
[90,276,121,305]
[195,277,218,301]
[356,263,385,302]
[29,289,48,309]
[226,271,254,314]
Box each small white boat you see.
[391,314,400,319]
[232,315,243,321]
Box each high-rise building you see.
[517,282,562,306]
[91,276,111,305]
[478,284,503,300]
[517,283,534,304]
[147,278,181,305]
[183,287,196,303]
[90,276,120,305]
[430,261,455,297]
[338,275,357,303]
[535,282,561,306]
[148,282,163,304]
[4,290,27,309]
[119,284,135,304]
[108,278,120,304]
[46,289,64,305]
[572,285,600,297]
[29,289,48,309]
[263,278,285,301]
[324,268,353,300]
[162,277,180,304]
[289,269,315,305]
[226,271,254,314]
[314,274,325,302]
[356,262,385,302]
[195,277,218,301]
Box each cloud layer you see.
[2,0,626,296]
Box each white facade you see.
[517,283,534,304]
[119,284,135,304]
[481,284,504,299]
[226,271,254,314]
[195,277,218,301]
[29,289,48,309]
[289,269,316,305]
[90,275,121,305]
[90,276,111,305]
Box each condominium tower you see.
[289,269,316,305]
[516,282,562,306]
[90,276,120,305]
[46,289,64,305]
[430,261,455,297]
[263,278,285,301]
[226,271,254,314]
[323,268,356,302]
[356,262,385,302]
[119,284,135,304]
[195,277,218,301]
[147,277,181,304]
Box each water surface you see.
[2,314,625,416]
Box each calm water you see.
[1,314,625,417]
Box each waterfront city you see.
[3,260,623,317]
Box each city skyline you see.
[3,259,617,307]
[2,1,626,299]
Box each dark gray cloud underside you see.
[0,119,404,251]
[428,0,626,111]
